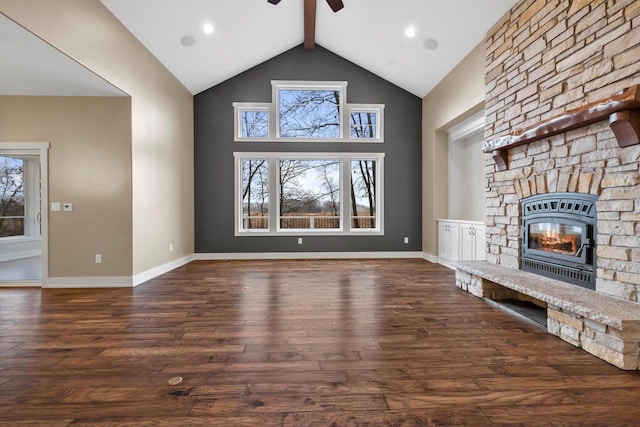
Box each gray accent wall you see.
[194,44,421,253]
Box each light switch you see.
[51,202,61,212]
[63,202,73,212]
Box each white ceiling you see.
[102,0,518,97]
[0,13,125,96]
[0,0,518,98]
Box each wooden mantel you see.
[483,85,640,171]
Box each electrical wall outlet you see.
[298,237,303,245]
[169,244,173,252]
[404,237,409,244]
[95,254,102,264]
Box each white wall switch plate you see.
[51,202,61,211]
[63,202,73,212]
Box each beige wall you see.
[422,43,486,257]
[0,96,132,277]
[0,0,194,277]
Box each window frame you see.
[347,105,384,142]
[233,81,384,143]
[234,152,384,236]
[0,153,40,242]
[232,103,272,141]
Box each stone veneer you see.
[457,0,640,369]
[484,0,640,301]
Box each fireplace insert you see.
[520,193,597,289]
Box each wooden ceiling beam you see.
[304,0,316,50]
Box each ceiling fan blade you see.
[267,0,282,4]
[326,0,344,12]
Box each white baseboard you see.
[34,254,194,288]
[6,252,436,289]
[44,276,133,288]
[421,252,439,263]
[132,254,195,286]
[194,251,424,260]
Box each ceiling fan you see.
[268,0,344,50]
[268,0,344,13]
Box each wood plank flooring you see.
[1,259,640,426]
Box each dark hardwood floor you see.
[1,259,640,426]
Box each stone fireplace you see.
[455,0,640,369]
[484,0,639,302]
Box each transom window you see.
[233,81,383,142]
[235,153,384,235]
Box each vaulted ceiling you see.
[0,0,518,98]
[101,0,518,97]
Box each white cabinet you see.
[438,220,460,262]
[438,219,485,268]
[459,222,486,261]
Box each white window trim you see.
[232,102,271,141]
[234,152,384,236]
[346,104,385,143]
[233,81,384,143]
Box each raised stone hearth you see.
[456,261,640,370]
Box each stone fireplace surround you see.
[455,115,640,370]
[454,0,640,369]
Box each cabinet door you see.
[460,223,475,261]
[438,221,450,259]
[460,223,486,260]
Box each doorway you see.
[0,143,49,286]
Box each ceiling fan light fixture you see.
[326,0,344,12]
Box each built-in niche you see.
[446,111,486,222]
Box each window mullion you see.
[269,156,279,233]
[341,159,350,233]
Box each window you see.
[235,153,383,235]
[280,159,341,229]
[241,159,269,230]
[277,84,343,139]
[350,109,379,139]
[239,107,269,138]
[0,156,25,237]
[233,81,383,142]
[350,160,377,228]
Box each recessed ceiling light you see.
[423,38,438,50]
[203,23,214,35]
[405,27,416,38]
[180,35,196,47]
